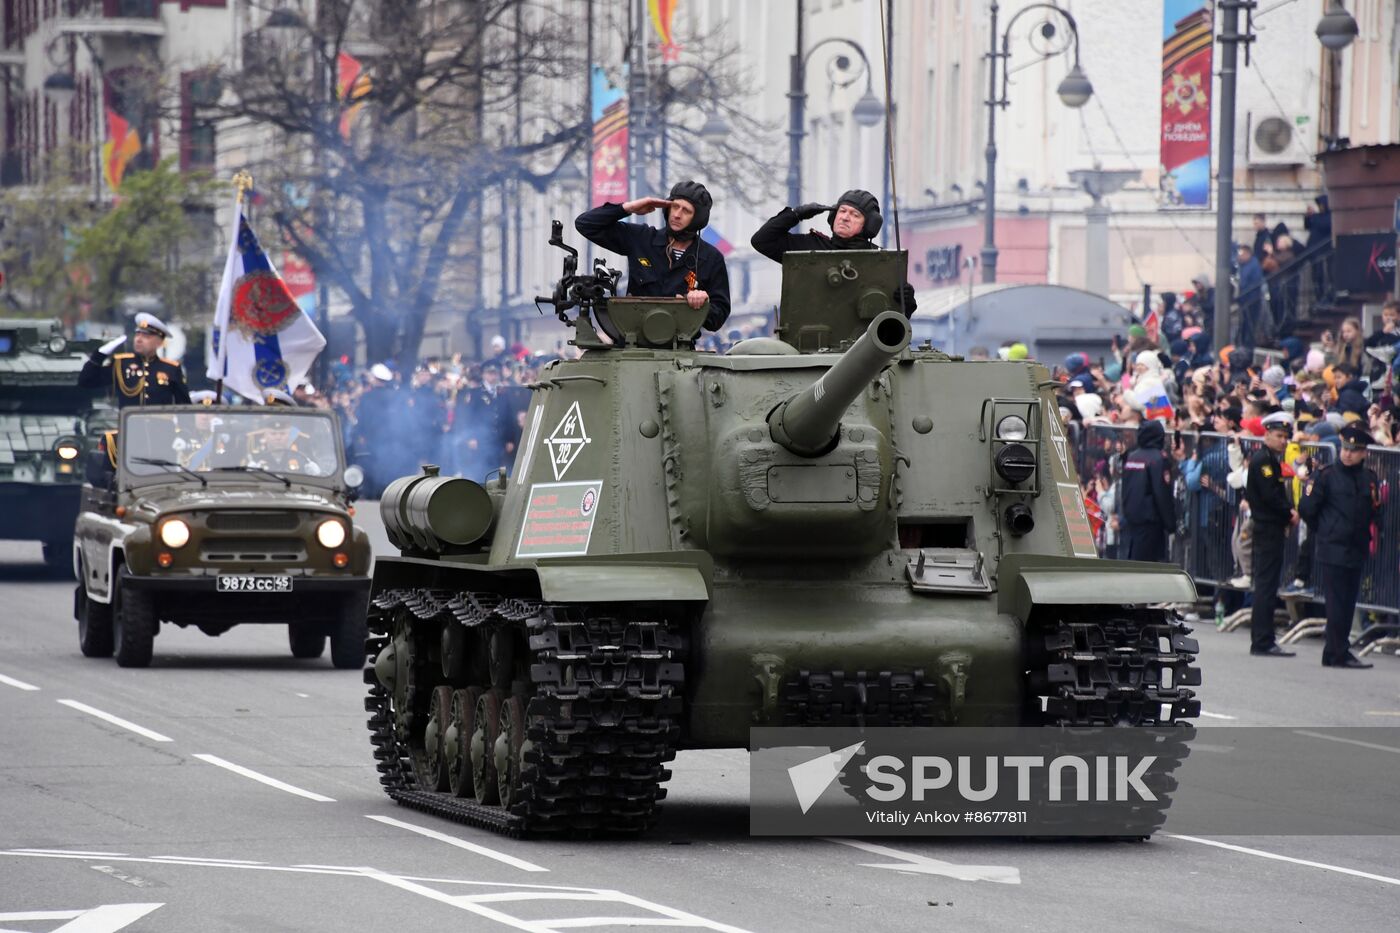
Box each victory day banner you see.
[1160,1,1214,208]
[590,64,629,206]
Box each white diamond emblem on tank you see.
[543,400,591,480]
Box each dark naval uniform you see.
[1298,426,1380,667]
[1118,420,1175,562]
[1244,434,1294,654]
[79,351,192,408]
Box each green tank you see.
[0,319,106,574]
[362,225,1201,836]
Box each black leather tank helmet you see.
[827,189,883,240]
[664,180,713,235]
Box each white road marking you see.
[56,700,172,743]
[1363,710,1400,717]
[365,815,548,873]
[360,868,757,933]
[14,849,129,857]
[0,672,39,691]
[1198,710,1238,720]
[0,850,751,932]
[1293,730,1400,755]
[191,754,335,802]
[826,838,1021,885]
[151,855,266,865]
[1163,834,1400,887]
[0,903,164,932]
[296,692,310,698]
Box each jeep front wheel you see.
[289,625,326,659]
[330,594,368,670]
[113,572,155,668]
[75,574,113,659]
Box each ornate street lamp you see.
[982,1,1092,284]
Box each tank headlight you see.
[48,335,67,354]
[994,443,1037,485]
[996,415,1029,441]
[159,518,191,549]
[56,443,80,461]
[317,519,347,549]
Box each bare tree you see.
[219,1,776,366]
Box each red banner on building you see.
[590,65,628,205]
[1160,2,1214,208]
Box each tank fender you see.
[369,551,713,603]
[534,552,713,603]
[996,554,1197,621]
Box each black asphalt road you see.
[1,515,1398,933]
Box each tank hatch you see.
[776,250,910,352]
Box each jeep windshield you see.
[121,410,341,480]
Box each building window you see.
[181,70,219,172]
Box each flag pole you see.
[216,171,254,403]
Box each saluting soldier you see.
[1244,410,1298,657]
[1298,423,1379,669]
[78,313,191,408]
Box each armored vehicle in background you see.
[362,224,1201,836]
[73,405,371,667]
[0,319,106,574]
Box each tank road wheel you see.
[331,594,370,670]
[74,578,113,659]
[495,695,530,811]
[112,572,155,669]
[470,689,503,805]
[446,687,482,798]
[289,625,327,659]
[417,686,453,792]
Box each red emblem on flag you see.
[231,271,299,338]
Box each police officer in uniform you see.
[1245,411,1297,657]
[1118,419,1175,561]
[574,180,731,332]
[78,313,191,407]
[1298,423,1379,669]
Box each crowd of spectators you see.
[304,335,572,495]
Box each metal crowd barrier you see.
[1068,424,1400,647]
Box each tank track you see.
[364,587,684,837]
[1025,606,1201,838]
[1028,606,1202,726]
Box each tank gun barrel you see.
[768,310,911,457]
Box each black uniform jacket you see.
[1244,446,1293,526]
[574,203,731,332]
[1120,446,1176,529]
[1298,462,1380,565]
[79,351,191,408]
[750,207,878,262]
[749,207,916,316]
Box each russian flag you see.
[1135,379,1174,422]
[206,202,325,403]
[701,226,734,256]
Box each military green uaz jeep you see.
[73,405,372,668]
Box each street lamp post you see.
[786,0,884,212]
[981,1,1092,284]
[1212,0,1356,352]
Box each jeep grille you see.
[200,537,306,562]
[206,511,301,532]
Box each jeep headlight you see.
[317,519,347,549]
[55,442,80,461]
[996,415,1029,441]
[159,518,191,549]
